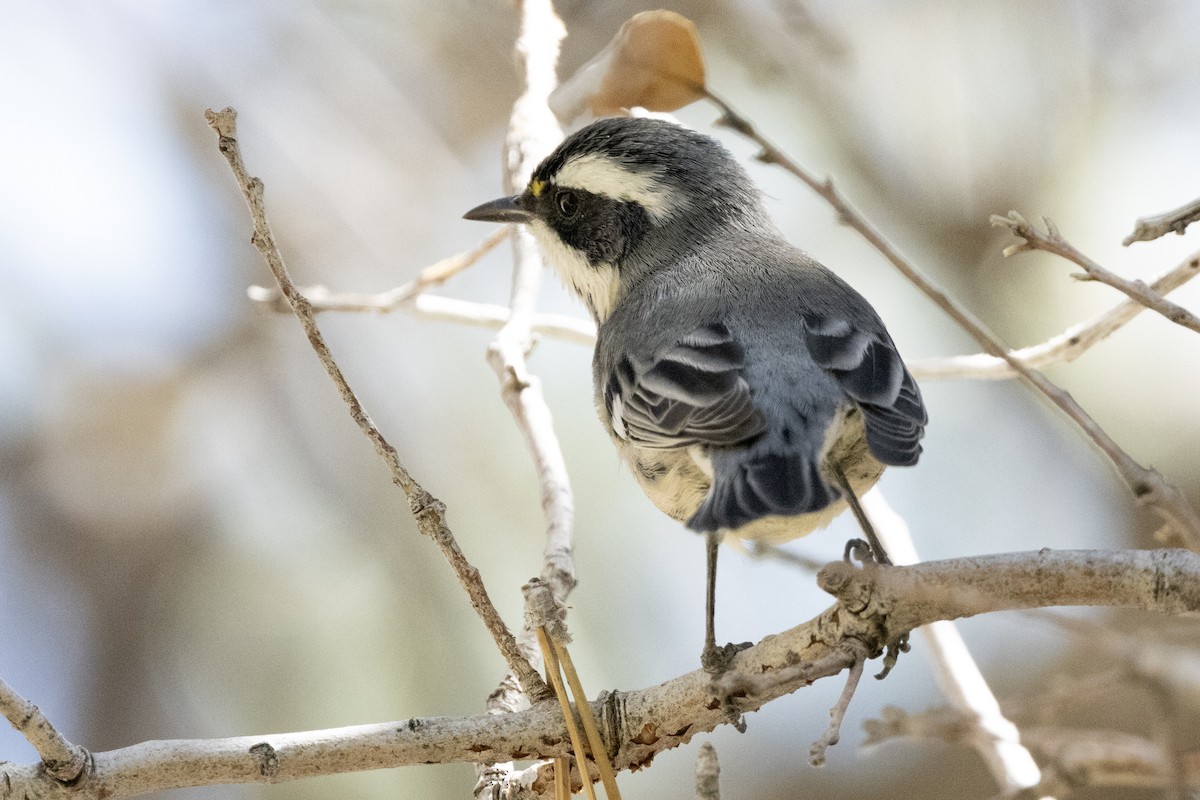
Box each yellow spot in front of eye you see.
[529,179,547,197]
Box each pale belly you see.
[623,408,884,545]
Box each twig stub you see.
[1124,195,1200,246]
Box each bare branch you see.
[860,491,1046,796]
[487,0,575,605]
[246,228,507,313]
[818,549,1200,637]
[866,707,1200,794]
[994,211,1200,335]
[1124,195,1200,246]
[1020,611,1200,709]
[2,549,1196,799]
[808,648,867,767]
[250,245,1200,387]
[911,252,1200,380]
[0,677,88,783]
[203,107,547,703]
[706,94,1200,550]
[479,4,573,795]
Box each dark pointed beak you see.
[463,194,535,224]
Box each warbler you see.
[465,116,926,672]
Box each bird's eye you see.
[556,190,579,217]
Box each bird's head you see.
[464,116,764,322]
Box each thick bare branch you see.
[3,549,1197,799]
[203,107,547,703]
[994,211,1200,335]
[1124,195,1200,246]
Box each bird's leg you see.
[700,530,750,676]
[831,464,891,566]
[705,529,718,654]
[831,464,911,678]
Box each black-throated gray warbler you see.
[466,116,927,672]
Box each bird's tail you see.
[686,450,837,533]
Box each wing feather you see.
[802,313,927,467]
[602,322,765,449]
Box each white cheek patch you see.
[554,152,679,222]
[527,219,620,321]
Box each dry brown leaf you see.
[550,10,706,122]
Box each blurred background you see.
[2,1,1199,798]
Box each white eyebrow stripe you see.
[553,152,679,222]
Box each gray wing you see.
[602,322,766,449]
[688,313,925,534]
[802,313,926,466]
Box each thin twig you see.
[808,648,866,767]
[1137,673,1188,800]
[538,627,598,800]
[995,211,1200,336]
[246,228,508,313]
[910,251,1200,380]
[204,106,548,703]
[1124,195,1200,246]
[706,92,1200,551]
[247,285,596,343]
[553,640,622,799]
[1018,611,1200,714]
[0,677,89,782]
[746,541,825,573]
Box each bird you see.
[464,116,927,673]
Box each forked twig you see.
[995,211,1200,336]
[0,677,89,783]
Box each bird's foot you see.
[701,640,752,677]
[874,633,911,680]
[703,640,753,733]
[842,537,892,566]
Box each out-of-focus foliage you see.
[1,2,1198,798]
